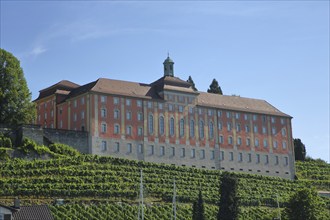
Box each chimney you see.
[14,197,20,209]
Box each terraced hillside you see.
[0,141,329,219]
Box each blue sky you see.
[1,1,329,162]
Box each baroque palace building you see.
[34,56,295,179]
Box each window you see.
[178,105,183,113]
[101,123,107,133]
[148,114,154,134]
[137,100,142,107]
[262,115,267,123]
[273,140,278,148]
[235,112,240,119]
[114,124,120,134]
[245,124,250,133]
[255,138,259,147]
[262,126,267,134]
[226,111,231,118]
[281,128,287,136]
[113,97,119,105]
[51,110,54,117]
[59,108,62,115]
[272,127,276,135]
[126,99,131,106]
[248,153,252,162]
[244,114,249,120]
[236,123,241,132]
[148,145,154,155]
[168,104,173,111]
[137,112,143,121]
[263,139,268,148]
[238,152,243,162]
[59,120,63,128]
[101,96,106,103]
[282,141,287,149]
[160,146,165,156]
[126,111,132,120]
[180,148,185,158]
[159,103,163,110]
[219,135,224,144]
[179,118,185,137]
[101,108,107,118]
[81,97,85,105]
[114,109,120,119]
[218,122,222,130]
[208,109,213,116]
[229,152,234,161]
[138,127,143,136]
[227,122,232,131]
[126,126,132,135]
[253,114,257,121]
[198,108,203,115]
[191,149,195,158]
[284,157,288,166]
[190,120,195,137]
[171,147,175,156]
[199,120,204,138]
[73,100,77,108]
[228,136,233,145]
[217,110,222,117]
[256,154,260,163]
[170,117,175,136]
[81,111,85,119]
[147,101,153,108]
[101,141,107,152]
[200,149,205,159]
[219,151,224,161]
[265,155,269,164]
[210,150,215,160]
[44,112,47,120]
[114,142,120,152]
[281,118,285,125]
[127,143,132,153]
[209,121,214,139]
[271,117,276,123]
[189,107,194,114]
[73,113,77,121]
[253,125,258,133]
[237,137,242,146]
[275,155,279,165]
[138,144,143,153]
[159,116,165,135]
[246,137,251,146]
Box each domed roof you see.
[163,56,174,63]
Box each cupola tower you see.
[163,55,174,77]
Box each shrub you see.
[49,143,80,157]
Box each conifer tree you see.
[192,190,205,220]
[0,49,35,125]
[218,172,239,220]
[294,138,306,161]
[187,75,198,91]
[207,78,223,95]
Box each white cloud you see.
[30,45,47,56]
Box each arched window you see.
[179,118,185,137]
[190,119,195,137]
[199,120,204,139]
[209,121,214,139]
[170,117,175,136]
[159,116,165,135]
[148,114,154,134]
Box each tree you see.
[218,172,239,220]
[0,49,35,125]
[187,75,198,91]
[207,78,223,95]
[294,138,306,161]
[192,190,205,220]
[285,188,326,220]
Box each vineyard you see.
[0,141,329,219]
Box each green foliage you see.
[19,138,38,154]
[192,190,205,220]
[0,147,11,160]
[207,78,223,95]
[187,76,198,91]
[218,172,239,220]
[0,49,36,125]
[285,188,328,220]
[0,133,12,148]
[49,143,80,157]
[294,138,306,161]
